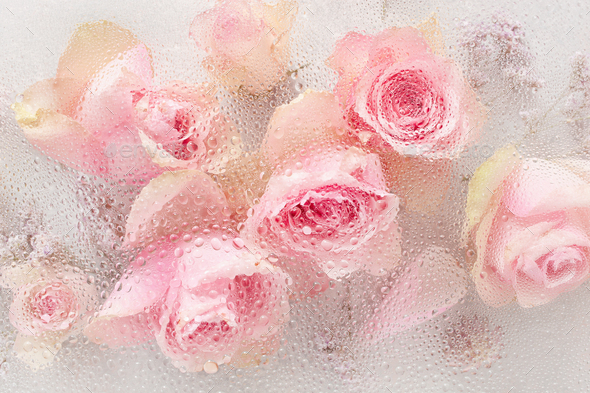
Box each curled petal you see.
[57,20,152,88]
[125,170,229,248]
[465,145,520,234]
[362,247,468,340]
[263,90,357,165]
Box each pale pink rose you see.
[466,146,590,307]
[1,263,96,370]
[243,146,401,295]
[85,170,290,372]
[361,247,468,340]
[190,0,298,94]
[10,280,78,335]
[327,27,483,157]
[156,251,288,371]
[133,81,241,172]
[11,21,161,181]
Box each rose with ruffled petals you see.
[328,24,483,157]
[133,82,241,172]
[11,280,78,335]
[85,170,290,372]
[466,146,590,307]
[156,251,288,371]
[190,0,297,94]
[1,260,96,370]
[243,146,401,289]
[11,21,161,180]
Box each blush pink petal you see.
[83,312,159,348]
[124,170,229,248]
[361,247,468,340]
[465,145,520,233]
[12,20,160,180]
[177,236,268,289]
[501,159,590,217]
[263,90,354,165]
[56,21,152,87]
[368,27,431,67]
[98,244,178,319]
[327,31,373,96]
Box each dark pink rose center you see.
[31,284,77,324]
[275,185,381,240]
[181,319,233,344]
[535,246,587,288]
[165,273,273,351]
[134,90,209,161]
[367,68,445,142]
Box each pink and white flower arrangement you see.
[85,170,290,372]
[16,1,590,377]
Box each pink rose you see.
[156,252,288,371]
[327,25,483,156]
[0,263,96,370]
[10,280,78,335]
[133,82,241,172]
[85,170,290,372]
[466,146,590,307]
[190,0,298,94]
[11,21,161,181]
[243,145,401,294]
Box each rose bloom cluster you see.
[4,0,589,374]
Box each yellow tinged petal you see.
[57,20,147,84]
[417,14,445,56]
[465,145,520,232]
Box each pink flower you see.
[243,145,401,293]
[10,280,79,335]
[190,0,298,94]
[327,25,483,157]
[0,263,96,370]
[85,170,290,372]
[11,21,161,181]
[466,146,590,307]
[133,81,241,172]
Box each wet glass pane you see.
[1,0,590,392]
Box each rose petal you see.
[263,90,354,165]
[362,247,468,339]
[124,170,228,248]
[57,20,152,88]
